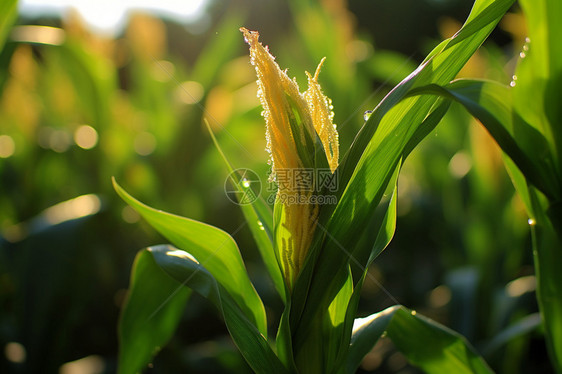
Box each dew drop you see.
[523,44,529,52]
[525,37,531,43]
[257,221,265,231]
[520,52,526,58]
[364,110,373,121]
[528,218,536,226]
[242,179,251,188]
[510,75,517,87]
[411,310,417,316]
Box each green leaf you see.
[481,313,542,356]
[330,0,515,248]
[407,79,559,199]
[528,189,562,373]
[275,299,298,372]
[517,0,562,172]
[118,250,191,374]
[291,170,399,368]
[148,245,289,374]
[322,268,353,370]
[0,0,17,50]
[206,122,286,303]
[347,306,493,374]
[515,1,562,370]
[289,0,516,341]
[333,182,399,372]
[112,178,267,336]
[340,0,515,187]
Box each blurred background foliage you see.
[0,0,550,373]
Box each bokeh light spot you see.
[175,81,204,105]
[74,125,99,150]
[121,206,140,223]
[448,151,472,178]
[48,129,72,153]
[11,25,65,45]
[151,60,175,82]
[59,355,105,374]
[4,342,26,364]
[507,275,536,297]
[134,132,157,156]
[43,194,102,226]
[429,285,452,308]
[0,135,16,158]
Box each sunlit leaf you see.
[516,1,562,370]
[147,245,288,374]
[118,250,190,374]
[0,0,17,49]
[113,178,267,335]
[206,122,286,302]
[290,0,517,340]
[347,306,493,374]
[407,79,558,199]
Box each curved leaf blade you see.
[289,0,516,338]
[408,79,558,199]
[0,0,17,49]
[334,182,399,372]
[113,178,267,335]
[206,122,285,302]
[348,306,493,374]
[149,245,289,374]
[118,250,191,374]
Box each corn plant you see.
[114,0,560,372]
[406,0,562,371]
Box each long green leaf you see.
[0,0,17,50]
[118,250,191,374]
[407,79,558,199]
[333,182,399,373]
[516,1,562,370]
[148,245,288,374]
[528,189,562,373]
[481,313,542,356]
[330,0,514,249]
[292,98,447,350]
[347,306,493,374]
[289,0,516,340]
[206,122,286,302]
[322,268,354,371]
[113,178,267,336]
[517,0,562,173]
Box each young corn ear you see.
[241,27,339,288]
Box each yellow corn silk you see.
[241,28,339,289]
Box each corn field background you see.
[0,0,560,373]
